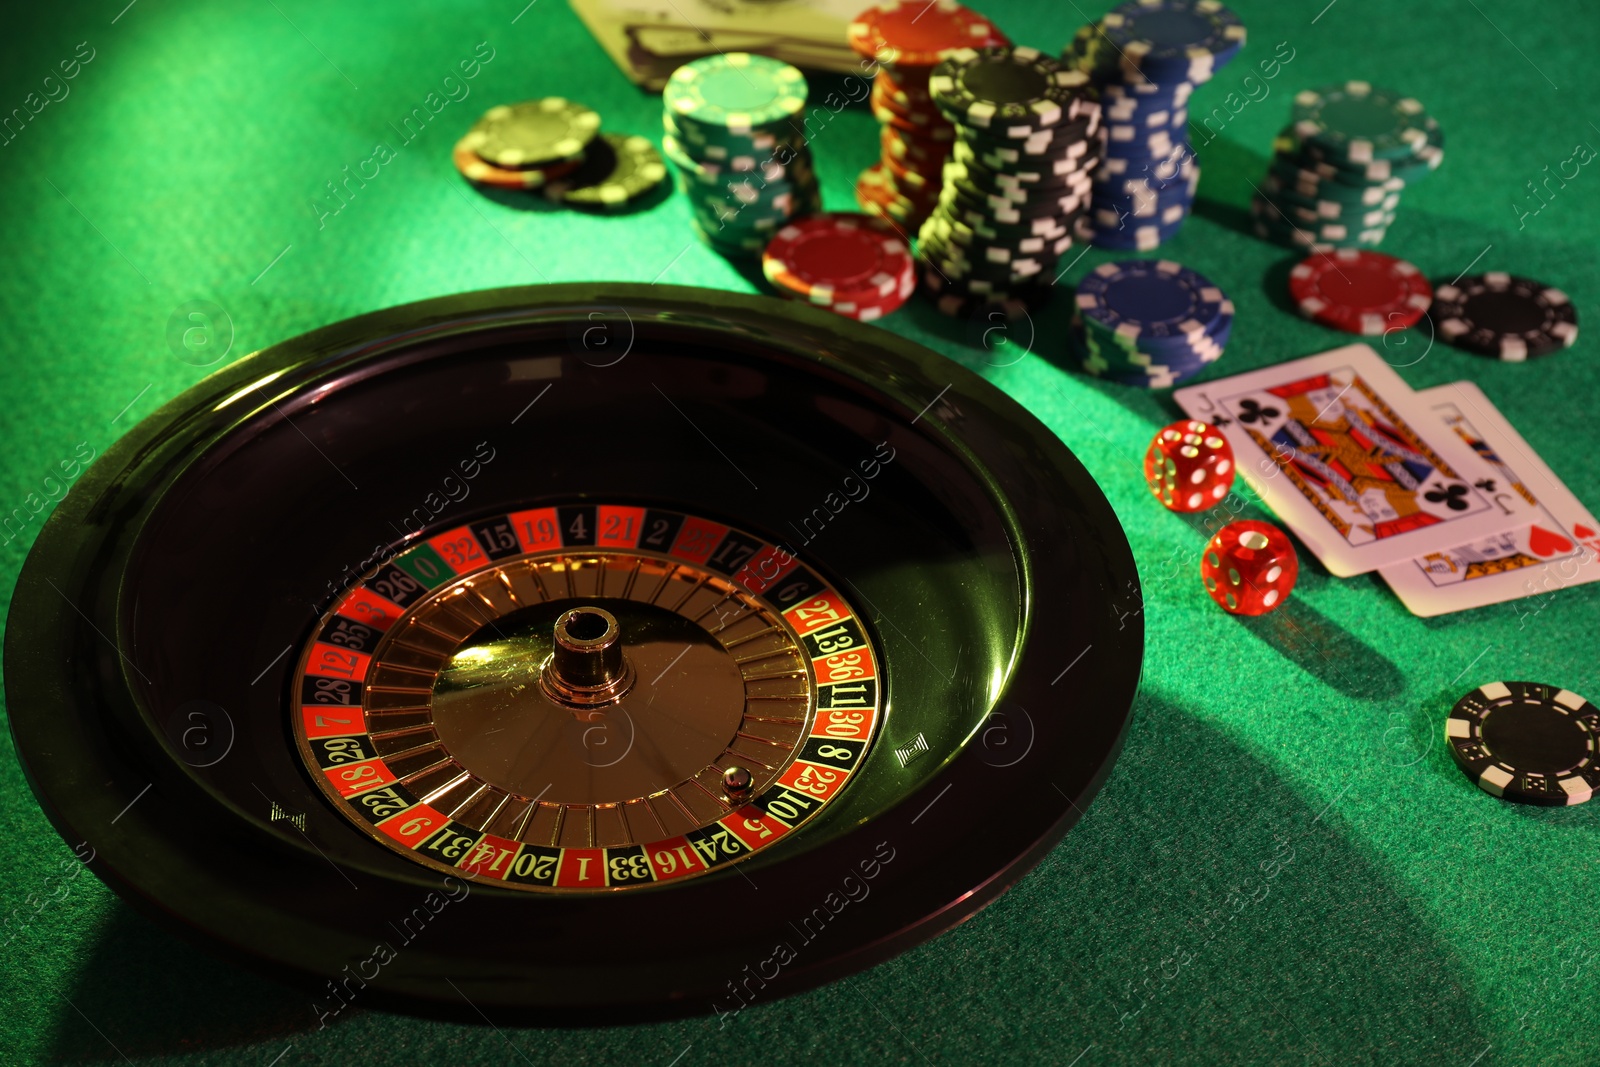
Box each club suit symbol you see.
[1236,397,1279,425]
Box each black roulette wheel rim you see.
[5,283,1143,1022]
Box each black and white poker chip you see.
[1446,681,1600,805]
[1429,273,1579,362]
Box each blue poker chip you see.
[1082,346,1210,378]
[1091,180,1195,211]
[1101,116,1189,142]
[1090,111,1199,249]
[1089,205,1189,235]
[1086,213,1189,250]
[1092,176,1193,198]
[1099,0,1247,84]
[1099,163,1197,198]
[1105,114,1187,136]
[1089,190,1193,213]
[1099,89,1191,121]
[1099,145,1192,179]
[1068,19,1236,92]
[1077,297,1231,351]
[1089,203,1192,228]
[1090,184,1195,213]
[1080,315,1229,368]
[1105,124,1189,144]
[1103,135,1194,163]
[1075,259,1228,340]
[1105,117,1190,144]
[1100,99,1192,120]
[1070,343,1208,388]
[1086,334,1229,382]
[1101,81,1194,106]
[1068,317,1219,388]
[1088,206,1191,232]
[1082,300,1232,350]
[1090,227,1187,252]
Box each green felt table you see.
[3,0,1598,1063]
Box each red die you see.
[1200,520,1298,616]
[1144,420,1235,513]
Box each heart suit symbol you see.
[1528,525,1575,557]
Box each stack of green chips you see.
[662,53,822,256]
[1251,81,1443,253]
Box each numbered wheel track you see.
[5,284,1142,1021]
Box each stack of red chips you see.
[848,1,1008,232]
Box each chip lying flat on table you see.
[1446,682,1600,805]
[463,98,600,169]
[1429,273,1579,361]
[557,133,668,210]
[761,212,915,321]
[1288,250,1432,336]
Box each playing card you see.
[1378,381,1600,616]
[1173,344,1535,576]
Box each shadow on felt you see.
[44,697,1488,1067]
[1169,504,1404,700]
[750,694,1497,1067]
[43,906,311,1062]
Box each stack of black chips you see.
[915,46,1104,318]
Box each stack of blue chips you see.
[1068,259,1233,388]
[1062,0,1245,250]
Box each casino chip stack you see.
[848,1,1010,232]
[1063,0,1245,250]
[1428,273,1579,362]
[661,53,822,257]
[454,99,668,212]
[761,212,915,321]
[1252,82,1443,252]
[1068,259,1232,387]
[915,47,1102,317]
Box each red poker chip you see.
[880,125,950,166]
[877,69,937,110]
[762,212,915,318]
[809,267,917,322]
[856,162,899,214]
[874,102,959,139]
[881,149,937,191]
[1287,249,1433,336]
[871,79,942,126]
[881,65,933,92]
[885,139,957,167]
[847,0,1008,69]
[856,162,939,229]
[452,136,583,190]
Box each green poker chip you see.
[1264,163,1405,206]
[1274,123,1443,187]
[1250,199,1390,251]
[558,134,669,211]
[664,53,807,136]
[661,52,819,259]
[463,98,600,169]
[1290,82,1435,164]
[663,110,808,161]
[691,221,771,256]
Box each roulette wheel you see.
[5,284,1142,1022]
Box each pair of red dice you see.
[1143,420,1299,617]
